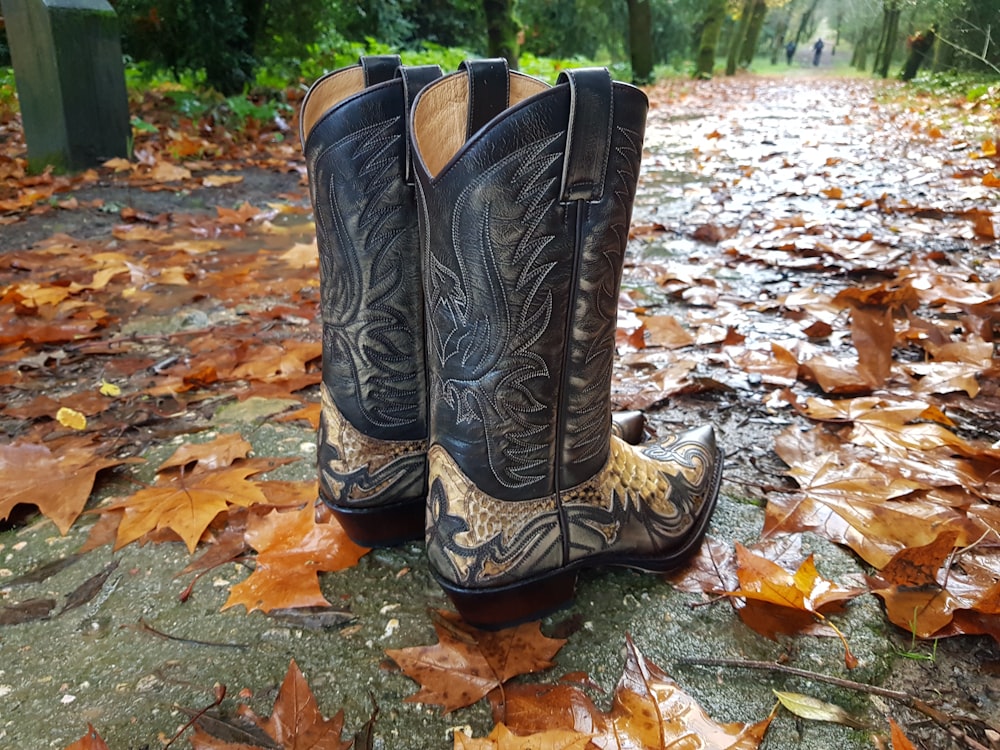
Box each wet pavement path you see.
[1,75,999,749]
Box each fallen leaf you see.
[56,406,87,430]
[889,717,918,750]
[191,660,350,750]
[107,461,274,552]
[499,635,775,749]
[62,725,110,750]
[222,505,368,613]
[773,690,867,729]
[202,174,245,187]
[158,433,253,473]
[0,441,132,534]
[386,610,566,713]
[253,660,351,750]
[454,723,592,749]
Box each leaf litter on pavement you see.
[1,74,997,748]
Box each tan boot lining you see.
[301,67,367,143]
[413,72,549,178]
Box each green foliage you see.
[519,52,632,84]
[896,71,999,104]
[0,67,17,112]
[114,0,257,94]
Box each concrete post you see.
[1,0,130,172]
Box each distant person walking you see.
[785,41,796,65]
[812,38,824,66]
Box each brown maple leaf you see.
[158,433,253,473]
[190,660,351,750]
[495,635,775,749]
[222,504,368,613]
[866,531,989,639]
[62,725,110,750]
[767,426,983,569]
[0,439,134,534]
[386,609,566,713]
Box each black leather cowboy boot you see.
[410,60,723,628]
[300,56,441,546]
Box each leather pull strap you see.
[557,68,613,202]
[459,58,509,139]
[397,64,444,183]
[360,54,402,86]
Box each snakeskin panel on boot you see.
[410,60,723,627]
[301,56,441,546]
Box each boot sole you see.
[325,495,425,548]
[433,448,725,630]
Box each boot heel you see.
[435,569,579,631]
[328,496,424,548]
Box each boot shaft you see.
[410,61,649,501]
[303,57,440,443]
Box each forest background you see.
[2,0,999,107]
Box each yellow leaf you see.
[103,157,132,172]
[56,407,87,431]
[99,380,121,397]
[202,174,244,187]
[773,690,867,729]
[148,161,192,183]
[280,241,319,270]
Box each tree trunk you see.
[770,16,789,65]
[851,27,872,70]
[694,0,727,79]
[725,0,753,75]
[241,0,267,54]
[901,26,936,80]
[627,0,654,84]
[873,0,902,78]
[738,0,768,67]
[483,0,519,70]
[793,0,821,47]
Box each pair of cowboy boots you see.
[300,55,723,629]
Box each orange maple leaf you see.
[107,461,273,552]
[0,440,133,534]
[62,725,110,750]
[867,531,975,638]
[454,723,592,749]
[222,504,367,613]
[889,717,918,750]
[724,544,864,667]
[158,433,253,472]
[386,610,566,713]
